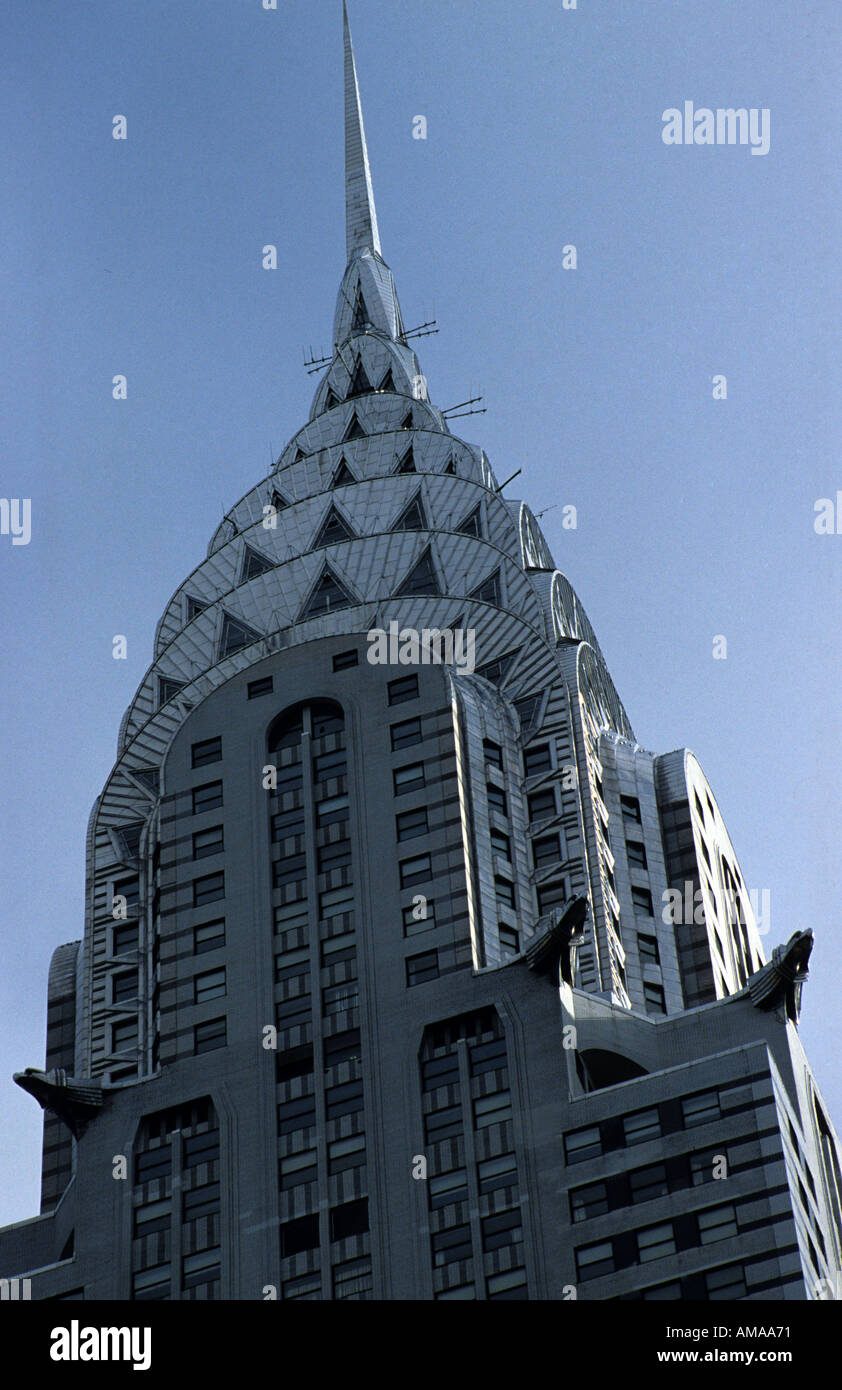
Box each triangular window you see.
[270,489,288,512]
[343,412,366,442]
[331,458,356,489]
[325,387,341,410]
[313,505,355,548]
[396,445,416,474]
[513,693,543,728]
[293,447,306,463]
[219,613,261,660]
[131,767,159,794]
[299,565,355,620]
[395,547,441,598]
[457,505,482,538]
[351,290,369,332]
[401,411,414,431]
[469,569,501,606]
[241,545,275,583]
[444,458,456,475]
[476,649,520,686]
[114,823,144,862]
[347,358,372,398]
[392,493,428,532]
[379,369,395,393]
[158,677,186,706]
[186,595,208,622]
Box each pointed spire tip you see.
[344,0,382,262]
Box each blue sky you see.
[0,0,839,1225]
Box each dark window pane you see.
[330,1197,369,1242]
[406,950,439,985]
[247,676,273,699]
[325,1080,364,1120]
[192,781,223,814]
[112,970,138,1004]
[523,744,552,776]
[528,789,555,821]
[388,675,419,706]
[193,872,225,907]
[113,924,139,956]
[278,1095,317,1134]
[193,826,224,860]
[393,763,425,795]
[483,740,503,769]
[396,808,428,841]
[194,1018,226,1055]
[390,717,423,750]
[532,833,560,867]
[570,1182,609,1222]
[135,1146,172,1183]
[194,918,225,954]
[281,1214,319,1258]
[192,737,222,769]
[399,854,431,888]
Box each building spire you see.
[344,0,382,263]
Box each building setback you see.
[1,5,840,1303]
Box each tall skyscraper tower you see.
[1,6,840,1304]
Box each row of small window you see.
[622,1264,750,1301]
[280,1197,369,1257]
[420,1037,508,1091]
[409,921,516,975]
[570,1148,733,1221]
[274,1031,361,1082]
[426,1152,518,1209]
[266,750,347,796]
[483,739,556,804]
[272,839,351,883]
[132,1249,221,1300]
[272,797,349,840]
[576,1203,750,1280]
[565,1089,733,1164]
[432,1207,523,1267]
[194,857,350,907]
[135,1130,220,1183]
[284,1257,373,1301]
[279,1133,367,1188]
[192,737,351,785]
[273,984,360,1027]
[278,1080,364,1132]
[190,685,409,785]
[139,1099,214,1143]
[133,1183,220,1235]
[275,938,357,984]
[424,1091,513,1143]
[436,1267,527,1301]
